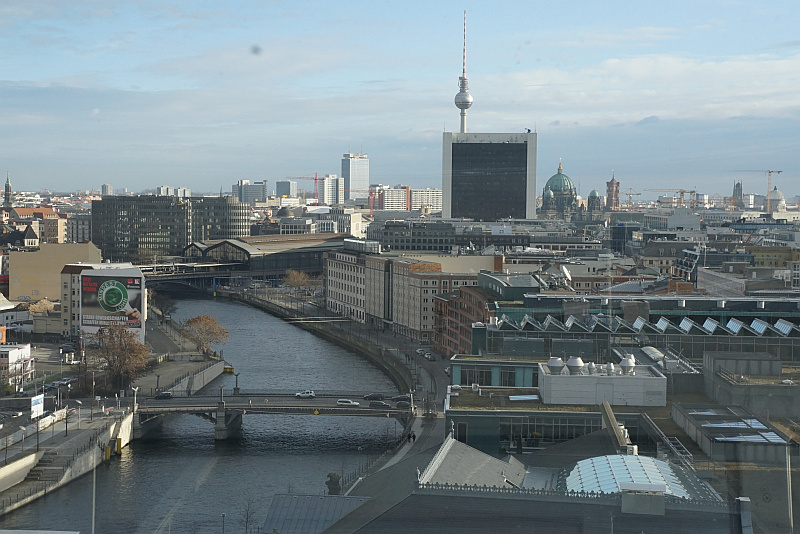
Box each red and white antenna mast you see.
[454,10,473,134]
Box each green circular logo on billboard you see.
[97,280,129,313]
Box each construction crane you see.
[622,188,641,209]
[286,174,319,200]
[645,188,697,209]
[730,170,782,212]
[344,189,374,217]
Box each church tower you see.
[4,173,12,208]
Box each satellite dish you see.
[560,265,572,282]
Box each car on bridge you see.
[395,401,412,409]
[155,391,173,400]
[391,394,411,402]
[362,393,384,401]
[295,390,315,399]
[336,399,360,407]
[369,400,391,409]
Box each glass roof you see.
[563,455,702,499]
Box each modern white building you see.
[320,174,345,206]
[538,357,667,407]
[342,153,369,200]
[411,188,443,211]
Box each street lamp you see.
[91,372,95,422]
[221,513,226,533]
[19,426,25,453]
[75,400,82,429]
[132,386,139,415]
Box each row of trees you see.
[87,312,228,391]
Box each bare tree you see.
[86,324,149,390]
[283,269,310,290]
[182,315,229,355]
[150,290,177,323]
[240,497,258,533]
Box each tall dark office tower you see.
[441,13,537,220]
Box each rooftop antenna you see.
[454,10,473,134]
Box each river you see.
[0,296,398,533]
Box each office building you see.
[341,153,369,200]
[276,180,298,198]
[442,132,537,220]
[91,195,249,261]
[232,180,269,204]
[101,184,113,196]
[320,174,345,206]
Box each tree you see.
[283,269,310,290]
[87,324,149,390]
[28,299,56,315]
[150,290,177,323]
[239,497,257,533]
[183,315,228,355]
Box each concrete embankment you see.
[217,291,413,393]
[0,412,134,517]
[169,360,227,396]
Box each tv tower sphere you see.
[455,78,473,110]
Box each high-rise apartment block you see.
[341,153,369,200]
[232,180,268,204]
[91,195,250,261]
[101,184,113,196]
[155,186,191,198]
[442,132,537,220]
[276,180,298,198]
[320,174,345,205]
[411,188,443,211]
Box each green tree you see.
[88,324,149,390]
[183,315,229,355]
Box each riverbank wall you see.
[169,360,227,397]
[218,291,414,394]
[0,412,133,517]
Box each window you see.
[500,367,516,387]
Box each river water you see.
[0,297,398,533]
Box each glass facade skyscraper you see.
[442,132,537,221]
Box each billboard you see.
[31,394,44,419]
[80,269,145,344]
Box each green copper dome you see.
[543,186,554,197]
[588,189,600,198]
[545,162,576,194]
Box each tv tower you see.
[454,10,473,134]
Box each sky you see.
[1,0,799,200]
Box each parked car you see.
[444,367,451,376]
[362,393,384,401]
[295,390,315,399]
[336,399,360,407]
[155,391,173,400]
[369,400,391,409]
[391,394,411,402]
[415,348,424,354]
[395,400,411,409]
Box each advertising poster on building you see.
[31,394,44,419]
[80,271,145,344]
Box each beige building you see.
[9,243,102,302]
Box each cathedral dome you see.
[588,189,600,198]
[545,162,576,194]
[767,186,786,213]
[543,186,554,198]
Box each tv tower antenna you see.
[454,10,473,134]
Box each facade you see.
[91,195,249,262]
[66,213,92,243]
[606,177,620,210]
[411,188,443,211]
[371,185,411,211]
[9,243,103,302]
[341,153,369,200]
[442,132,537,220]
[275,180,298,198]
[232,180,268,204]
[319,174,345,206]
[379,220,455,252]
[155,186,191,198]
[101,184,113,196]
[0,344,34,390]
[279,218,317,235]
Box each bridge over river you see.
[134,392,414,440]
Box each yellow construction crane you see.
[730,170,783,212]
[645,188,698,209]
[622,188,641,209]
